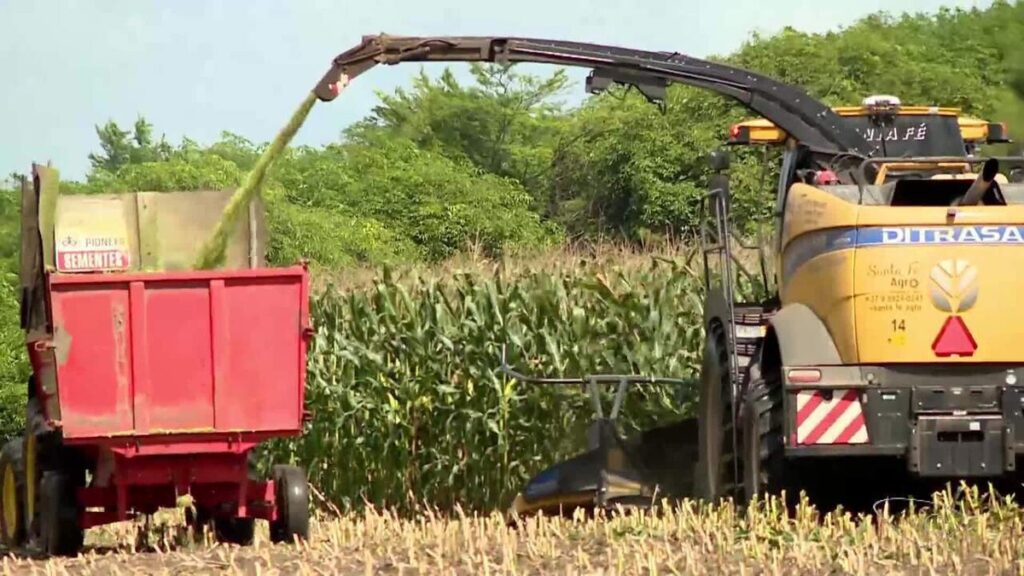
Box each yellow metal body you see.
[23,432,34,539]
[729,102,1019,365]
[778,172,1024,364]
[1,463,17,540]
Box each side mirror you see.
[709,150,730,173]
[986,122,1011,144]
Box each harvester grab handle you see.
[315,34,870,155]
[855,155,1018,185]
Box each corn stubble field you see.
[3,491,1024,575]
[4,245,1024,574]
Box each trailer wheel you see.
[270,465,309,544]
[0,439,26,548]
[183,506,206,544]
[38,470,83,557]
[740,354,786,506]
[212,516,255,546]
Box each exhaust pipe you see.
[957,158,1000,206]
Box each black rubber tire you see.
[193,454,263,547]
[740,354,787,506]
[212,515,255,546]
[187,506,255,546]
[0,438,26,548]
[185,506,215,544]
[696,322,738,502]
[270,465,309,544]
[38,470,83,557]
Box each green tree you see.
[87,116,173,173]
[349,64,571,209]
[273,137,561,262]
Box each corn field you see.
[260,244,738,513]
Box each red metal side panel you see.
[48,267,309,441]
[212,277,305,431]
[49,287,135,437]
[133,282,215,433]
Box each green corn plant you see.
[262,246,713,515]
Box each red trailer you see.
[0,165,312,555]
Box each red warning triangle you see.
[932,315,977,357]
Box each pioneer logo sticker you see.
[56,234,131,272]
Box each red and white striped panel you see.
[795,389,868,445]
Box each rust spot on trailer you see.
[52,324,72,367]
[110,301,134,433]
[112,302,129,398]
[62,412,134,435]
[148,427,218,435]
[147,404,216,430]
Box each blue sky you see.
[0,0,993,181]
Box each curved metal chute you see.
[313,35,871,155]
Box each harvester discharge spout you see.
[313,34,872,156]
[497,351,699,520]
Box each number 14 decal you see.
[889,318,907,346]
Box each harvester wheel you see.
[0,439,26,548]
[740,355,786,506]
[38,470,83,557]
[270,465,309,544]
[696,321,739,502]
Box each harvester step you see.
[732,324,765,341]
[734,342,759,356]
[732,308,774,325]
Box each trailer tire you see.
[0,439,26,548]
[38,470,83,557]
[270,465,309,544]
[212,516,255,546]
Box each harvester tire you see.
[696,321,739,502]
[270,465,310,544]
[740,355,786,506]
[38,470,83,557]
[0,439,26,549]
